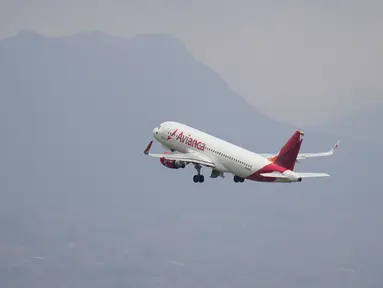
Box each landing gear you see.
[234,175,245,183]
[193,163,204,183]
[193,174,204,183]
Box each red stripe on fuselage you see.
[246,163,287,182]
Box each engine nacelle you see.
[160,152,186,169]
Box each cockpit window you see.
[157,125,161,129]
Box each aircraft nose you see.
[153,127,159,136]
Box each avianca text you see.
[171,130,206,151]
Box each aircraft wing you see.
[144,141,216,168]
[260,140,340,161]
[295,140,340,160]
[147,152,216,167]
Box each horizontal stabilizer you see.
[260,171,330,179]
[295,172,330,178]
[260,172,288,178]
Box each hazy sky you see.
[1,0,382,126]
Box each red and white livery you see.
[144,121,339,183]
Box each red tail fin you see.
[274,130,304,171]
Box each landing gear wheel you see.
[193,174,204,183]
[234,175,244,183]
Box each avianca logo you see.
[168,129,206,151]
[167,129,177,140]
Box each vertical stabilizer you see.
[274,130,304,170]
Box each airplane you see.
[143,121,339,183]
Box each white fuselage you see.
[152,121,298,181]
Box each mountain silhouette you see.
[309,104,383,146]
[0,30,382,288]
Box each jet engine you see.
[160,152,186,169]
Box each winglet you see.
[332,140,340,152]
[143,140,153,155]
[323,139,340,156]
[327,140,340,156]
